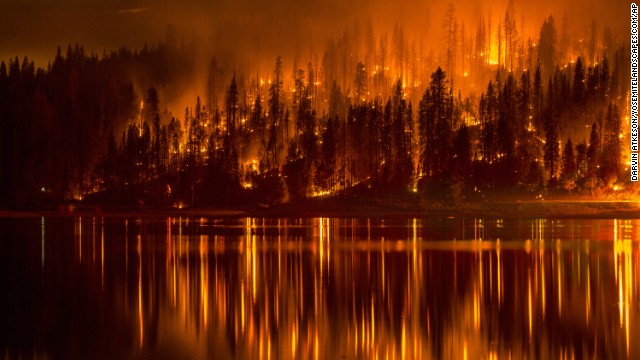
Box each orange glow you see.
[63,217,640,358]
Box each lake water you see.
[0,216,638,359]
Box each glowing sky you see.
[0,0,629,67]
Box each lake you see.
[0,216,638,359]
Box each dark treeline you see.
[0,16,632,208]
[0,39,201,207]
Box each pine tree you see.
[543,115,559,185]
[533,64,543,131]
[267,57,283,168]
[575,140,588,182]
[452,124,471,181]
[419,67,449,180]
[600,103,620,184]
[354,62,367,104]
[391,80,412,187]
[573,57,585,104]
[561,138,576,180]
[586,122,600,180]
[538,16,557,78]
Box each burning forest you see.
[0,0,634,208]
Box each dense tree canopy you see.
[0,16,632,208]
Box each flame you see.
[312,190,331,197]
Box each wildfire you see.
[245,159,258,172]
[312,190,331,197]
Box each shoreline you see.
[1,199,639,219]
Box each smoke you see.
[0,0,628,64]
[0,0,630,114]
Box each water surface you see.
[0,217,638,359]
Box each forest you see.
[0,10,633,208]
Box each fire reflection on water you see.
[61,217,640,358]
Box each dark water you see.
[0,216,638,359]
